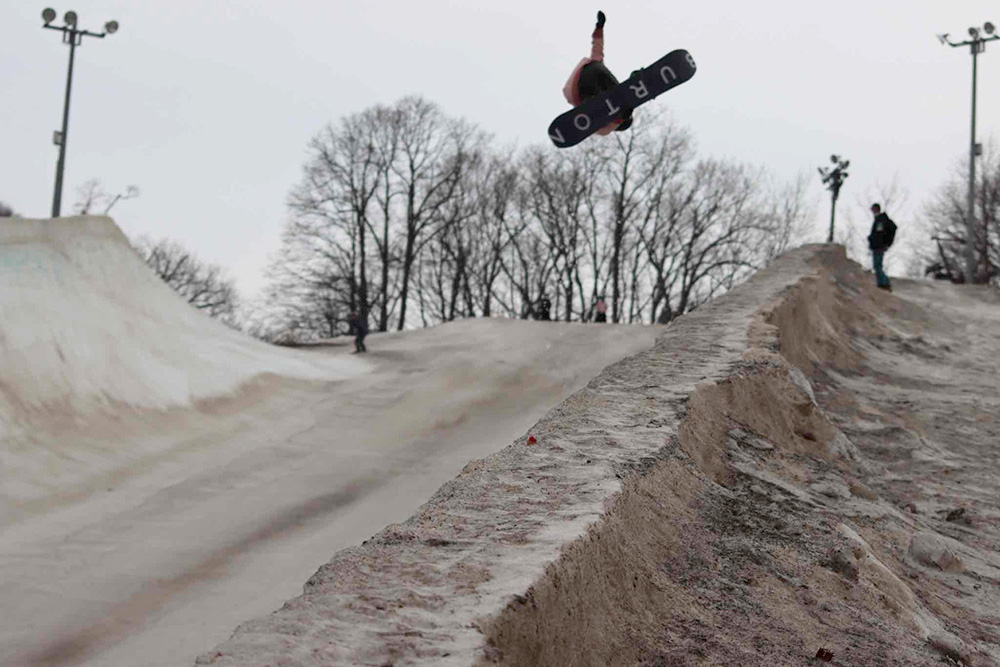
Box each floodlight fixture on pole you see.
[939,22,999,284]
[41,8,119,218]
[818,154,850,243]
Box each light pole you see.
[818,154,850,243]
[939,22,998,284]
[41,8,119,218]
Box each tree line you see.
[914,143,1000,285]
[6,98,997,334]
[245,95,812,342]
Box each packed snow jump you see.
[550,10,696,148]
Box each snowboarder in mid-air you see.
[563,11,633,136]
[549,11,696,148]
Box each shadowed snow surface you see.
[0,217,659,666]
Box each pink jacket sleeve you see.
[590,27,604,61]
[562,27,605,106]
[563,58,590,105]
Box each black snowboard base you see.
[549,49,696,148]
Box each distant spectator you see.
[593,295,608,323]
[868,203,897,292]
[535,294,552,321]
[347,311,368,353]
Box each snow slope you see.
[0,216,660,667]
[0,216,363,414]
[199,245,1000,667]
[0,216,367,501]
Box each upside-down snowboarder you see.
[549,11,696,148]
[563,11,633,135]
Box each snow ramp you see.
[199,244,1000,667]
[0,216,366,501]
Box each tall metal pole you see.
[41,9,118,218]
[828,193,838,244]
[965,42,979,283]
[52,30,77,218]
[940,24,997,283]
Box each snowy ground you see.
[197,245,1000,666]
[0,218,658,667]
[5,218,999,666]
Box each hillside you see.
[198,245,1000,667]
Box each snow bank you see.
[0,217,367,499]
[198,245,1000,666]
[0,217,365,415]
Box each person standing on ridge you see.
[867,203,897,292]
[536,294,552,321]
[593,295,608,323]
[347,310,368,353]
[563,10,633,135]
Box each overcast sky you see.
[2,1,998,297]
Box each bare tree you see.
[368,104,403,332]
[419,150,483,322]
[522,147,590,321]
[390,97,480,330]
[757,172,814,264]
[594,113,693,322]
[132,236,239,321]
[499,189,557,319]
[918,144,1000,284]
[74,179,104,215]
[263,96,488,338]
[658,159,776,316]
[251,241,353,342]
[468,153,520,318]
[73,179,140,215]
[288,112,385,323]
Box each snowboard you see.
[548,49,697,148]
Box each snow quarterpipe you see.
[0,216,367,503]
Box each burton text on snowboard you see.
[549,49,696,148]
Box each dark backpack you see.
[884,216,897,248]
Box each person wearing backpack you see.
[868,203,897,292]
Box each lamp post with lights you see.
[818,154,850,244]
[41,8,119,218]
[938,22,998,283]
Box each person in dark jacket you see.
[347,311,368,353]
[535,294,552,321]
[562,11,634,135]
[868,203,897,292]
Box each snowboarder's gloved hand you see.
[596,11,606,28]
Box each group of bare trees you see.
[249,95,810,342]
[132,236,240,323]
[916,145,1000,285]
